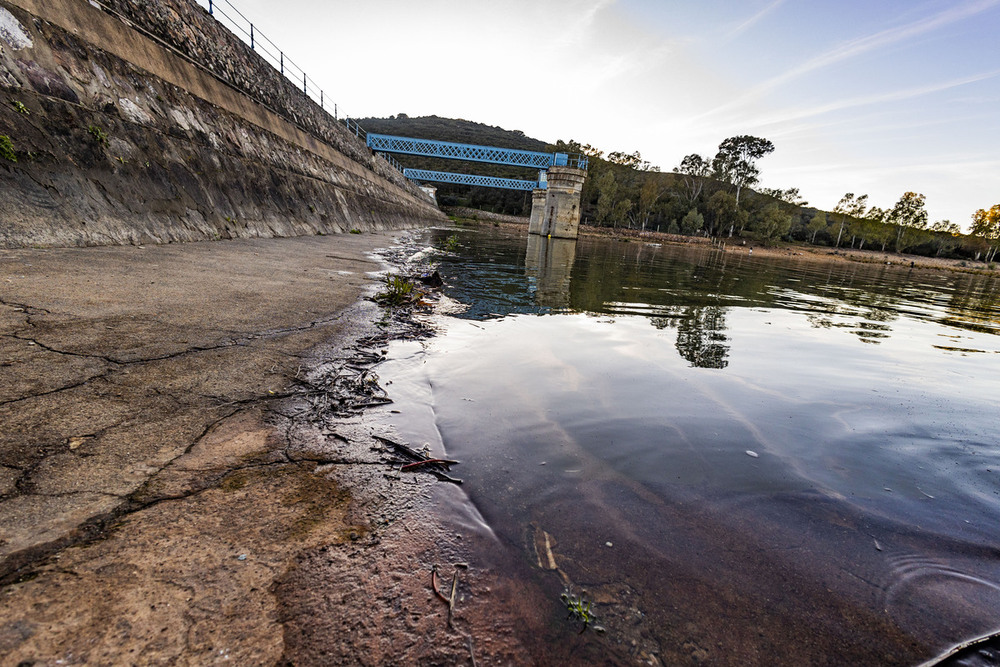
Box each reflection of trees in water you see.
[943,274,1000,335]
[652,305,730,369]
[802,289,899,345]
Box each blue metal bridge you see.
[402,169,543,191]
[366,134,587,170]
[366,133,587,191]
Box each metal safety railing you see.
[192,0,386,167]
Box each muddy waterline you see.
[374,226,1000,665]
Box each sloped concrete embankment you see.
[0,0,444,247]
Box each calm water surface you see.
[378,226,1000,665]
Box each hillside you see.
[358,115,548,152]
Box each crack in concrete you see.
[23,491,126,499]
[9,332,119,363]
[4,308,349,371]
[0,369,116,409]
[0,297,53,316]
[0,409,239,584]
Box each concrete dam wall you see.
[0,0,445,248]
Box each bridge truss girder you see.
[403,169,544,191]
[367,133,585,170]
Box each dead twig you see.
[447,568,459,628]
[431,565,449,603]
[400,458,458,471]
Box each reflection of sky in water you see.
[390,227,1000,663]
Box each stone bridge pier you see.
[528,166,586,239]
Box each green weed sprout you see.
[0,135,16,162]
[88,125,109,146]
[374,275,419,307]
[561,591,597,633]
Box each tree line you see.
[552,135,999,263]
[359,115,998,263]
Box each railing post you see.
[208,0,212,14]
[334,104,337,120]
[303,73,307,94]
[320,90,323,108]
[280,52,283,75]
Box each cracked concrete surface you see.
[0,234,392,563]
[0,233,385,578]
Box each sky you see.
[196,0,1000,228]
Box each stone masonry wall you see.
[0,0,444,247]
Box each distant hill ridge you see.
[357,115,549,153]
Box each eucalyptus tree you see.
[711,135,775,209]
[833,193,869,247]
[673,153,712,206]
[760,187,808,206]
[752,204,792,245]
[806,211,828,244]
[638,176,668,230]
[970,204,1000,262]
[888,192,929,252]
[594,170,619,225]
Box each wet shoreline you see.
[367,224,1000,665]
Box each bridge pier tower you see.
[528,188,547,235]
[530,166,586,239]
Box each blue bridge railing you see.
[403,169,544,191]
[368,134,588,171]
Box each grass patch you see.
[88,125,108,146]
[0,135,16,162]
[374,275,421,307]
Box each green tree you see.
[888,192,928,252]
[673,153,712,206]
[594,170,618,225]
[970,204,1000,262]
[638,176,668,230]
[865,206,895,251]
[832,193,869,247]
[930,220,960,234]
[760,187,808,206]
[711,135,775,209]
[806,211,828,244]
[680,208,704,235]
[751,205,792,245]
[706,191,739,236]
[613,199,634,228]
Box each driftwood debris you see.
[431,562,469,629]
[373,435,462,485]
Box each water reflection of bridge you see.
[525,236,577,310]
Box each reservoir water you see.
[376,225,1000,665]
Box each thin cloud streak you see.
[722,0,786,41]
[737,69,1000,130]
[700,0,1000,119]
